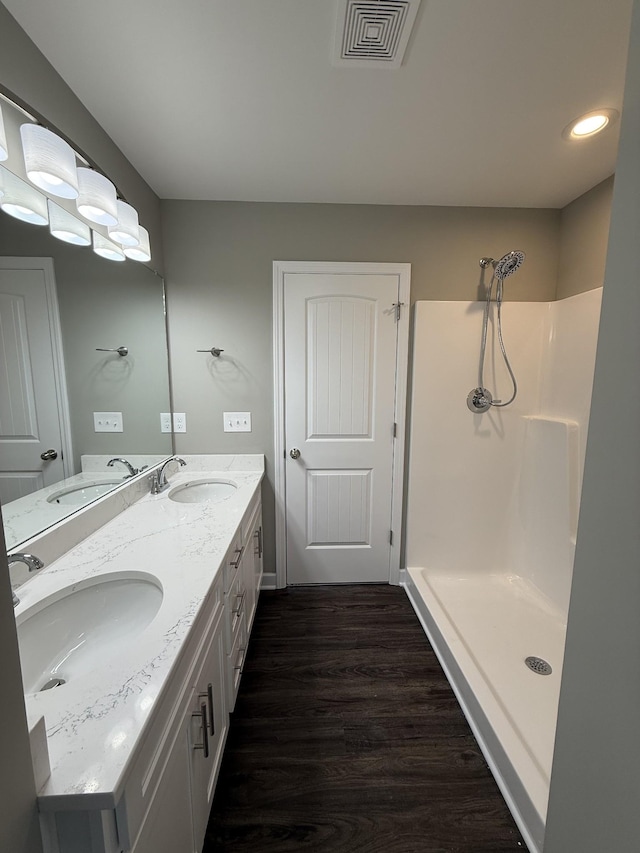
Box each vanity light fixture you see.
[124,225,151,262]
[563,108,619,140]
[108,199,140,247]
[76,167,118,226]
[48,199,91,246]
[0,101,8,160]
[20,123,79,198]
[93,230,126,261]
[0,165,48,225]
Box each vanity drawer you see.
[224,567,246,653]
[226,611,247,711]
[222,532,243,593]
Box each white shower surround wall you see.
[404,289,602,853]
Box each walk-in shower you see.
[467,250,525,412]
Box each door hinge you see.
[389,530,393,545]
[393,422,397,438]
[392,301,405,322]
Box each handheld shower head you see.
[494,250,525,279]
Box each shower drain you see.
[525,656,552,676]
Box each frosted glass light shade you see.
[108,200,140,246]
[0,102,8,161]
[0,166,48,225]
[124,226,151,262]
[93,231,125,261]
[48,200,91,245]
[20,123,79,198]
[76,167,118,226]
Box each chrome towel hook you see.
[96,346,129,357]
[197,347,224,357]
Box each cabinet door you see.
[131,727,194,853]
[189,616,228,851]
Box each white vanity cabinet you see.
[35,472,263,853]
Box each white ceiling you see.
[2,0,633,208]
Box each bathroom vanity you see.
[13,455,264,853]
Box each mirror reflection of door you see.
[0,257,72,503]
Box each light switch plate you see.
[94,412,123,432]
[223,412,252,432]
[160,413,172,433]
[173,412,187,433]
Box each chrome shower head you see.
[494,250,525,279]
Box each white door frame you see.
[0,256,74,480]
[273,260,410,589]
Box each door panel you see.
[284,272,400,584]
[0,263,66,502]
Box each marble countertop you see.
[17,454,264,811]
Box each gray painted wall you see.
[557,176,614,299]
[0,2,164,274]
[544,2,640,849]
[161,200,561,572]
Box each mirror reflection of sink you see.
[46,479,124,505]
[168,480,237,504]
[17,573,163,694]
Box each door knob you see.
[40,449,58,461]
[289,448,301,459]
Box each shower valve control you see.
[467,387,493,413]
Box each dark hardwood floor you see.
[205,585,527,853]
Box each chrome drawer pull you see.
[207,683,215,736]
[234,647,246,672]
[232,589,246,615]
[192,701,209,758]
[230,545,244,569]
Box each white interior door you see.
[0,258,70,503]
[279,265,409,584]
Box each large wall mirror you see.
[0,94,172,550]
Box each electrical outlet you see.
[94,412,123,432]
[173,412,187,433]
[223,412,252,432]
[160,413,172,433]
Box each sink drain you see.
[525,656,552,676]
[41,677,66,691]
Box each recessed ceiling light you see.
[563,109,619,140]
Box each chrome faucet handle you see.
[150,457,187,494]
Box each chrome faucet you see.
[150,457,187,494]
[107,457,144,477]
[8,553,44,607]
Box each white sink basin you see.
[168,479,237,504]
[17,572,163,694]
[46,479,123,505]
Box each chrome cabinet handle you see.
[192,701,209,758]
[232,589,246,615]
[234,647,246,672]
[230,545,244,569]
[289,448,300,459]
[206,683,215,736]
[254,525,263,558]
[40,449,58,461]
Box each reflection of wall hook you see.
[197,347,224,357]
[96,346,129,357]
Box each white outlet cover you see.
[160,413,172,433]
[173,412,187,433]
[94,412,123,432]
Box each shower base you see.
[404,567,567,853]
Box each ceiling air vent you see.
[333,0,421,69]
